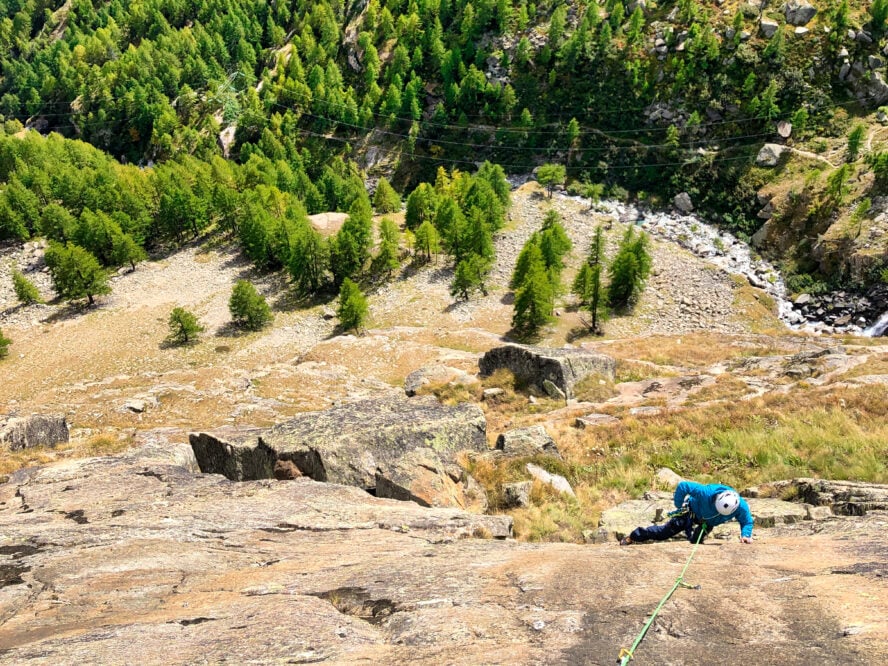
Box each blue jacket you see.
[674,481,754,538]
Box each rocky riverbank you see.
[567,194,888,337]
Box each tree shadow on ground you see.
[39,299,101,324]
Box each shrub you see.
[337,277,368,333]
[167,307,204,345]
[11,269,43,304]
[228,280,273,331]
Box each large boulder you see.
[673,191,694,213]
[756,143,786,166]
[0,414,69,451]
[479,344,615,400]
[190,396,489,509]
[495,425,561,459]
[784,0,817,26]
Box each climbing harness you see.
[617,522,706,665]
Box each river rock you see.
[756,143,785,166]
[673,191,694,213]
[479,344,615,400]
[495,425,561,459]
[784,0,816,26]
[190,396,488,509]
[0,414,69,451]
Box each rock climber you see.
[619,480,754,546]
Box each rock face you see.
[748,478,888,515]
[1,449,887,664]
[190,396,489,510]
[784,0,817,26]
[0,414,69,451]
[495,425,561,459]
[479,344,615,400]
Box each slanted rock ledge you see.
[1,447,886,664]
[190,396,489,510]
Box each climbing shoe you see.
[619,536,633,546]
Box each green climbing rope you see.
[617,524,706,665]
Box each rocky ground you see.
[2,185,888,663]
[0,441,885,665]
[0,184,782,443]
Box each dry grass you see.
[590,333,787,368]
[473,381,888,543]
[0,433,134,480]
[834,353,888,380]
[684,374,753,404]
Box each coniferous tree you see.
[607,227,652,310]
[229,280,273,331]
[573,227,608,334]
[44,242,110,305]
[374,217,401,276]
[451,253,492,300]
[413,219,441,262]
[373,177,401,213]
[539,210,572,272]
[289,223,329,294]
[337,277,368,333]
[167,307,204,345]
[536,163,566,198]
[12,269,44,305]
[331,194,373,283]
[511,243,554,336]
[405,183,438,230]
[510,233,542,290]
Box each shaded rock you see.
[502,481,532,508]
[777,120,792,138]
[190,427,274,481]
[495,425,561,459]
[575,413,620,428]
[274,459,303,480]
[0,414,69,451]
[190,397,488,509]
[673,192,694,213]
[756,143,785,166]
[525,463,575,497]
[479,344,615,400]
[375,448,488,512]
[784,0,816,26]
[542,379,566,400]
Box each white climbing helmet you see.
[715,490,740,516]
